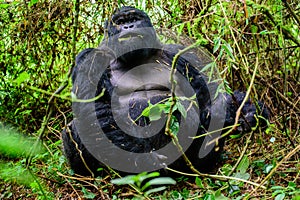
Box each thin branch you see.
[165,41,203,175]
[165,167,266,189]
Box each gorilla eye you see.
[129,17,138,23]
[114,17,126,25]
[116,19,124,25]
[113,14,142,25]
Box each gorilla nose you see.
[123,23,135,30]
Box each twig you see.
[165,41,203,175]
[57,172,98,189]
[165,167,266,189]
[65,124,94,177]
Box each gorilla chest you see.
[109,60,172,125]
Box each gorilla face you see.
[105,6,154,37]
[104,6,160,63]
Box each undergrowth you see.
[0,0,299,199]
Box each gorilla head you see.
[105,6,154,36]
[104,6,160,63]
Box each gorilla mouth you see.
[118,32,144,41]
[129,85,171,104]
[133,84,170,92]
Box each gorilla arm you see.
[63,47,115,176]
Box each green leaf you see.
[97,168,103,172]
[288,181,296,188]
[213,38,221,53]
[29,0,38,7]
[259,30,268,35]
[147,177,176,185]
[251,25,258,34]
[292,195,300,200]
[82,187,96,199]
[170,116,179,135]
[149,105,162,121]
[237,156,249,174]
[215,189,229,200]
[176,101,187,119]
[144,186,167,196]
[137,171,160,184]
[275,193,285,200]
[163,101,177,114]
[186,22,192,36]
[0,3,10,8]
[204,193,214,200]
[141,101,153,117]
[0,126,44,158]
[215,83,225,99]
[141,106,151,117]
[111,175,135,185]
[265,164,273,173]
[218,48,224,59]
[259,30,275,35]
[178,23,185,34]
[272,189,284,196]
[15,72,30,86]
[195,177,204,188]
[201,62,215,73]
[221,164,233,176]
[222,43,234,60]
[142,177,176,191]
[270,186,284,190]
[234,172,250,181]
[229,133,242,139]
[0,162,35,186]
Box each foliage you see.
[0,123,54,199]
[139,95,197,135]
[111,172,176,198]
[0,0,299,199]
[0,123,44,158]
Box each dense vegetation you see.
[0,0,299,199]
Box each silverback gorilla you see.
[62,6,269,176]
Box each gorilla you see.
[62,6,269,176]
